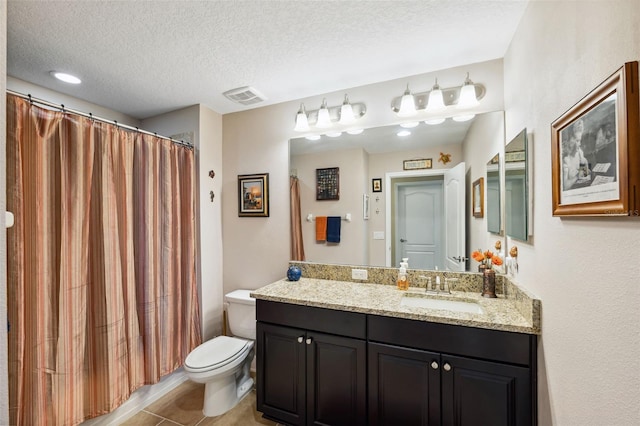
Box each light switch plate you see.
[373,231,385,240]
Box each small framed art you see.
[473,177,484,218]
[238,173,269,217]
[372,178,382,193]
[316,167,340,200]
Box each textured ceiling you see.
[7,0,528,119]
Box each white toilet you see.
[184,289,256,417]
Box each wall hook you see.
[209,191,215,202]
[208,170,215,179]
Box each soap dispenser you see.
[397,261,409,291]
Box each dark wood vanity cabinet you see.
[256,300,537,426]
[368,315,537,426]
[256,300,367,426]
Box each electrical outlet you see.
[352,269,368,280]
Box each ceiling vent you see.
[223,86,267,105]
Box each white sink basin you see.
[401,294,484,314]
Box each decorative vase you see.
[478,264,487,273]
[287,265,302,281]
[481,268,497,298]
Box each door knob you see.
[430,361,439,370]
[400,238,407,242]
[297,336,304,343]
[443,363,451,372]
[306,338,312,345]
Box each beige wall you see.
[503,1,640,425]
[1,1,9,423]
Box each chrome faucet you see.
[420,273,458,294]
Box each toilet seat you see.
[185,336,250,372]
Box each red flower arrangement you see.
[471,249,503,269]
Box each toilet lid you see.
[185,336,249,371]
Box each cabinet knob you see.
[431,361,439,370]
[443,363,451,372]
[306,338,312,345]
[297,336,304,343]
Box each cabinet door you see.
[257,322,306,426]
[441,354,531,426]
[306,332,367,426]
[368,342,441,426]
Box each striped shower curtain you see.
[6,95,201,425]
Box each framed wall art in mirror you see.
[372,178,382,193]
[316,167,340,200]
[486,154,501,234]
[551,61,639,216]
[473,177,484,218]
[238,173,269,217]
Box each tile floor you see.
[120,380,278,426]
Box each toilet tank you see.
[225,289,256,340]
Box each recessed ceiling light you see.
[50,71,81,84]
[400,122,419,128]
[326,132,343,138]
[305,135,321,141]
[453,114,475,122]
[397,130,411,137]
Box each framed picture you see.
[403,158,432,170]
[316,167,340,200]
[372,178,382,193]
[551,61,639,216]
[238,173,269,217]
[473,177,484,218]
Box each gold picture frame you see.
[403,158,432,170]
[473,177,484,218]
[551,61,639,216]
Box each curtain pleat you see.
[290,176,305,261]
[6,95,201,426]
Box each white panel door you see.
[395,181,443,270]
[444,162,466,271]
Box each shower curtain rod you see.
[6,89,193,149]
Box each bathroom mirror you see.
[289,111,505,271]
[505,128,529,241]
[486,153,501,234]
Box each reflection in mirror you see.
[289,111,504,270]
[505,129,528,240]
[486,153,501,234]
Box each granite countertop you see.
[251,277,540,335]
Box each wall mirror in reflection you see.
[486,153,501,234]
[505,128,529,241]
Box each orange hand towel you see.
[316,216,327,241]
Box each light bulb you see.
[426,78,445,112]
[346,128,364,135]
[339,94,355,124]
[397,84,417,117]
[458,73,479,108]
[316,99,332,128]
[424,118,446,125]
[294,103,310,132]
